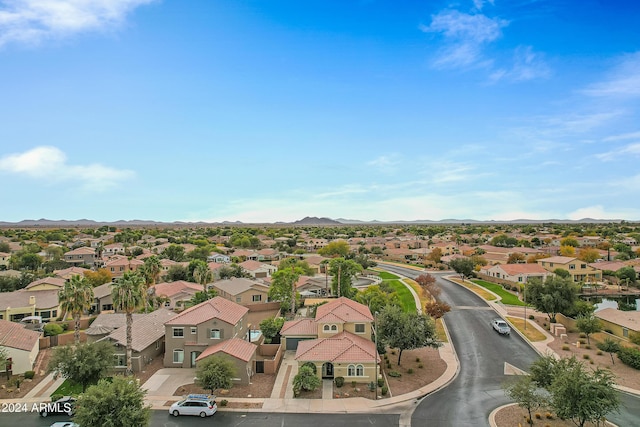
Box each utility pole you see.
[373,312,378,400]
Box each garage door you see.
[285,337,312,351]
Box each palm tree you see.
[111,271,145,375]
[141,256,162,312]
[58,275,94,345]
[193,262,213,293]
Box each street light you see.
[373,312,378,400]
[523,284,527,331]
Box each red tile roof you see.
[295,331,379,363]
[154,281,202,298]
[315,297,373,323]
[0,319,40,352]
[195,337,257,363]
[495,264,549,275]
[24,277,66,289]
[280,318,317,336]
[165,296,248,326]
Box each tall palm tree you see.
[141,256,162,312]
[58,275,94,345]
[193,262,213,293]
[111,271,145,375]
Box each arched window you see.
[331,324,338,331]
[323,324,330,332]
[356,364,364,376]
[347,364,355,376]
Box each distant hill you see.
[291,216,343,225]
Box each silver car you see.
[169,394,217,417]
[492,318,510,335]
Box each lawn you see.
[471,279,527,306]
[51,378,83,398]
[384,279,417,312]
[378,271,400,280]
[506,316,547,342]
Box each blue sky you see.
[1,0,639,223]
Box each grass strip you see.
[471,279,526,306]
[506,316,547,342]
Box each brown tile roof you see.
[90,312,147,330]
[64,246,96,255]
[154,281,202,298]
[538,256,576,264]
[211,277,269,296]
[280,318,317,336]
[0,319,40,352]
[239,260,264,271]
[105,257,144,267]
[25,277,66,289]
[165,296,248,326]
[93,282,113,299]
[315,297,373,323]
[0,289,60,311]
[295,331,379,363]
[595,308,640,332]
[53,267,90,279]
[195,337,257,363]
[495,264,549,275]
[104,308,176,352]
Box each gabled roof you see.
[280,318,317,336]
[295,331,379,363]
[239,260,272,271]
[104,308,176,352]
[493,264,549,275]
[154,281,202,298]
[596,308,640,332]
[53,266,90,279]
[165,296,248,326]
[211,277,269,296]
[89,312,147,330]
[64,246,96,255]
[195,337,257,363]
[538,256,576,264]
[0,319,40,352]
[105,257,144,267]
[24,277,66,289]
[0,289,59,311]
[315,297,373,323]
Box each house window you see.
[173,328,184,338]
[114,354,126,367]
[355,324,365,334]
[323,325,330,332]
[191,327,197,334]
[155,341,160,350]
[331,325,337,331]
[356,364,364,376]
[347,364,355,376]
[173,349,184,364]
[164,301,171,307]
[236,297,242,303]
[623,328,629,338]
[52,310,57,318]
[518,277,523,282]
[581,264,586,269]
[252,294,262,302]
[210,329,221,339]
[569,265,576,270]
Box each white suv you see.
[169,394,217,418]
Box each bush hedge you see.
[618,346,640,370]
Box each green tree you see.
[187,289,218,307]
[293,365,321,396]
[111,271,146,375]
[355,285,401,314]
[317,240,350,257]
[164,265,189,281]
[164,244,186,261]
[560,237,580,247]
[187,247,211,261]
[377,305,440,366]
[616,266,637,285]
[597,338,621,364]
[74,376,150,427]
[503,375,548,426]
[550,363,619,427]
[58,275,94,344]
[193,261,213,292]
[0,242,10,253]
[553,268,571,279]
[268,268,300,313]
[218,263,249,279]
[278,258,316,276]
[525,276,578,323]
[259,317,285,343]
[84,268,112,287]
[47,341,114,392]
[449,258,474,281]
[329,258,362,298]
[195,356,236,394]
[578,248,600,263]
[575,314,602,345]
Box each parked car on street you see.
[492,318,510,335]
[40,396,76,417]
[169,394,217,417]
[49,423,79,427]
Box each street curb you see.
[489,403,619,427]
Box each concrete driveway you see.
[142,368,196,396]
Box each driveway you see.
[142,368,196,397]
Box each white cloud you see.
[0,146,134,190]
[596,142,640,161]
[567,205,634,221]
[421,10,508,70]
[582,52,640,98]
[473,0,495,11]
[0,0,156,47]
[603,131,640,142]
[366,154,401,174]
[490,46,551,82]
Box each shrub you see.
[630,332,640,346]
[24,371,35,380]
[597,350,603,355]
[579,332,587,338]
[545,412,554,419]
[381,385,388,395]
[415,357,421,362]
[220,399,228,407]
[562,345,570,351]
[377,378,384,387]
[351,381,357,388]
[583,354,590,360]
[418,363,424,369]
[61,322,69,331]
[43,323,64,337]
[579,339,587,345]
[529,315,535,320]
[618,346,640,370]
[585,345,591,350]
[334,376,345,388]
[301,362,317,375]
[535,413,542,419]
[388,371,402,378]
[407,368,414,374]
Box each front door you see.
[322,362,334,379]
[190,351,201,368]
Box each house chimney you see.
[29,295,36,305]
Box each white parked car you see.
[169,394,217,417]
[492,318,511,335]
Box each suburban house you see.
[595,308,640,341]
[104,256,144,279]
[0,319,40,375]
[295,275,330,296]
[99,308,176,372]
[194,337,257,385]
[85,312,146,342]
[210,277,270,306]
[483,263,552,284]
[163,296,251,370]
[207,253,230,263]
[92,282,114,313]
[153,280,202,310]
[63,246,98,267]
[281,297,380,382]
[53,266,91,281]
[24,277,66,291]
[537,256,602,283]
[239,260,277,279]
[103,243,125,256]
